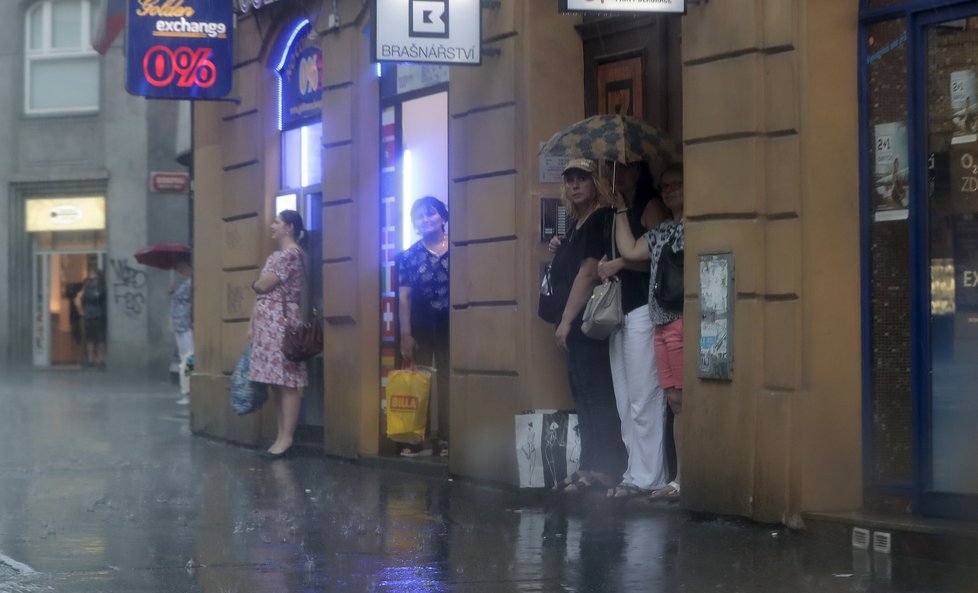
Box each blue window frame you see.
[860,0,978,520]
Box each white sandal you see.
[649,481,680,500]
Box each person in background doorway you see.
[547,158,626,494]
[76,269,107,369]
[249,210,309,459]
[397,196,450,457]
[65,281,84,363]
[598,161,672,499]
[170,254,193,405]
[613,165,686,501]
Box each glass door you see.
[919,7,978,519]
[32,231,106,368]
[32,252,50,367]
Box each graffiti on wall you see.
[109,258,147,317]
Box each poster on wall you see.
[697,253,734,381]
[949,143,978,213]
[873,121,910,219]
[951,70,978,145]
[126,0,233,99]
[562,0,685,14]
[396,64,449,95]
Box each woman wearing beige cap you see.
[546,158,626,493]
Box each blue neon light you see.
[273,18,311,131]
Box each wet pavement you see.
[1,371,977,593]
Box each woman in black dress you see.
[548,159,626,493]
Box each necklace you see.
[423,234,448,255]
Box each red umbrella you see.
[134,243,191,270]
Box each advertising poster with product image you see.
[952,70,978,144]
[874,122,910,218]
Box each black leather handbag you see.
[537,263,563,324]
[280,252,323,362]
[653,243,684,314]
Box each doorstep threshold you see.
[802,510,978,566]
[358,454,450,479]
[803,510,978,538]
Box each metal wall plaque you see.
[697,253,734,380]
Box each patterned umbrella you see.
[539,114,682,166]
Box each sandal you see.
[649,481,681,501]
[606,482,651,499]
[552,472,584,492]
[563,476,605,494]
[400,444,432,457]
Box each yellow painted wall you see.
[447,1,585,481]
[318,2,382,459]
[190,0,864,524]
[681,0,862,523]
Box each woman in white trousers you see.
[598,161,671,498]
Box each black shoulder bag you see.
[538,226,576,324]
[653,242,684,314]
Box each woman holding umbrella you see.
[170,254,194,405]
[598,161,672,499]
[134,243,194,400]
[548,158,626,493]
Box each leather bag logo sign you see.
[373,0,480,65]
[126,0,233,99]
[410,0,449,38]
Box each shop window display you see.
[866,18,913,486]
[924,16,978,495]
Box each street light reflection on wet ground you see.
[0,371,976,593]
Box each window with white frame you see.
[25,0,99,114]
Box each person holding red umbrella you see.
[170,254,194,404]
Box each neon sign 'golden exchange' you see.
[126,0,233,99]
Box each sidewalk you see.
[0,370,975,593]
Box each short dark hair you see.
[410,196,448,221]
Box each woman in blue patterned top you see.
[396,196,450,456]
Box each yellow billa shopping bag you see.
[385,367,431,443]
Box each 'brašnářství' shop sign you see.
[563,0,685,14]
[373,0,481,66]
[126,0,233,99]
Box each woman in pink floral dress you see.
[249,209,308,458]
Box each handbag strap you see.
[279,247,308,322]
[610,211,618,260]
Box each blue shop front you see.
[860,0,978,520]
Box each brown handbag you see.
[280,251,323,362]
